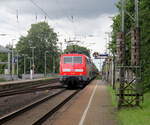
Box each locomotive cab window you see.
[73,56,82,64]
[64,57,72,63]
[86,58,91,64]
[64,56,82,64]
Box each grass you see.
[108,85,150,125]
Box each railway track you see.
[33,90,80,125]
[0,88,81,125]
[0,79,88,125]
[0,85,63,97]
[0,88,66,124]
[0,79,59,94]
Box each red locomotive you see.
[59,53,98,88]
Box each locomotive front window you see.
[73,56,82,64]
[64,56,82,64]
[64,57,72,63]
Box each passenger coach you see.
[59,53,97,88]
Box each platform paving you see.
[51,80,117,125]
[0,77,57,86]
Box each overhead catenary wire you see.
[29,0,50,19]
[29,0,75,52]
[55,0,83,41]
[52,1,92,42]
[54,0,78,40]
[29,0,91,50]
[55,0,73,22]
[29,0,69,37]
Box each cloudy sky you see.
[0,0,118,69]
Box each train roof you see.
[61,53,87,57]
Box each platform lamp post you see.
[16,51,19,76]
[27,57,32,79]
[44,51,48,76]
[22,54,27,75]
[27,57,32,71]
[11,39,16,80]
[53,52,55,73]
[30,46,36,75]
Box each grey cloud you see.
[0,0,117,19]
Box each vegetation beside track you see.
[109,0,150,92]
[108,85,150,125]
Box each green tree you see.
[110,0,150,91]
[64,45,90,57]
[0,53,8,74]
[16,22,59,74]
[140,0,150,90]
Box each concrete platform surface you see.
[0,77,57,86]
[51,80,117,125]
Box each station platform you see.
[0,74,59,87]
[51,80,117,125]
[0,77,58,86]
[0,73,59,86]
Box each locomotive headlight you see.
[63,69,71,72]
[75,69,83,72]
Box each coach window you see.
[89,59,92,65]
[86,58,90,64]
[86,58,88,64]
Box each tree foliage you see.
[16,22,59,73]
[0,53,8,74]
[64,44,90,57]
[140,0,150,91]
[110,0,150,91]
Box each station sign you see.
[95,56,106,59]
[93,52,109,59]
[99,54,109,57]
